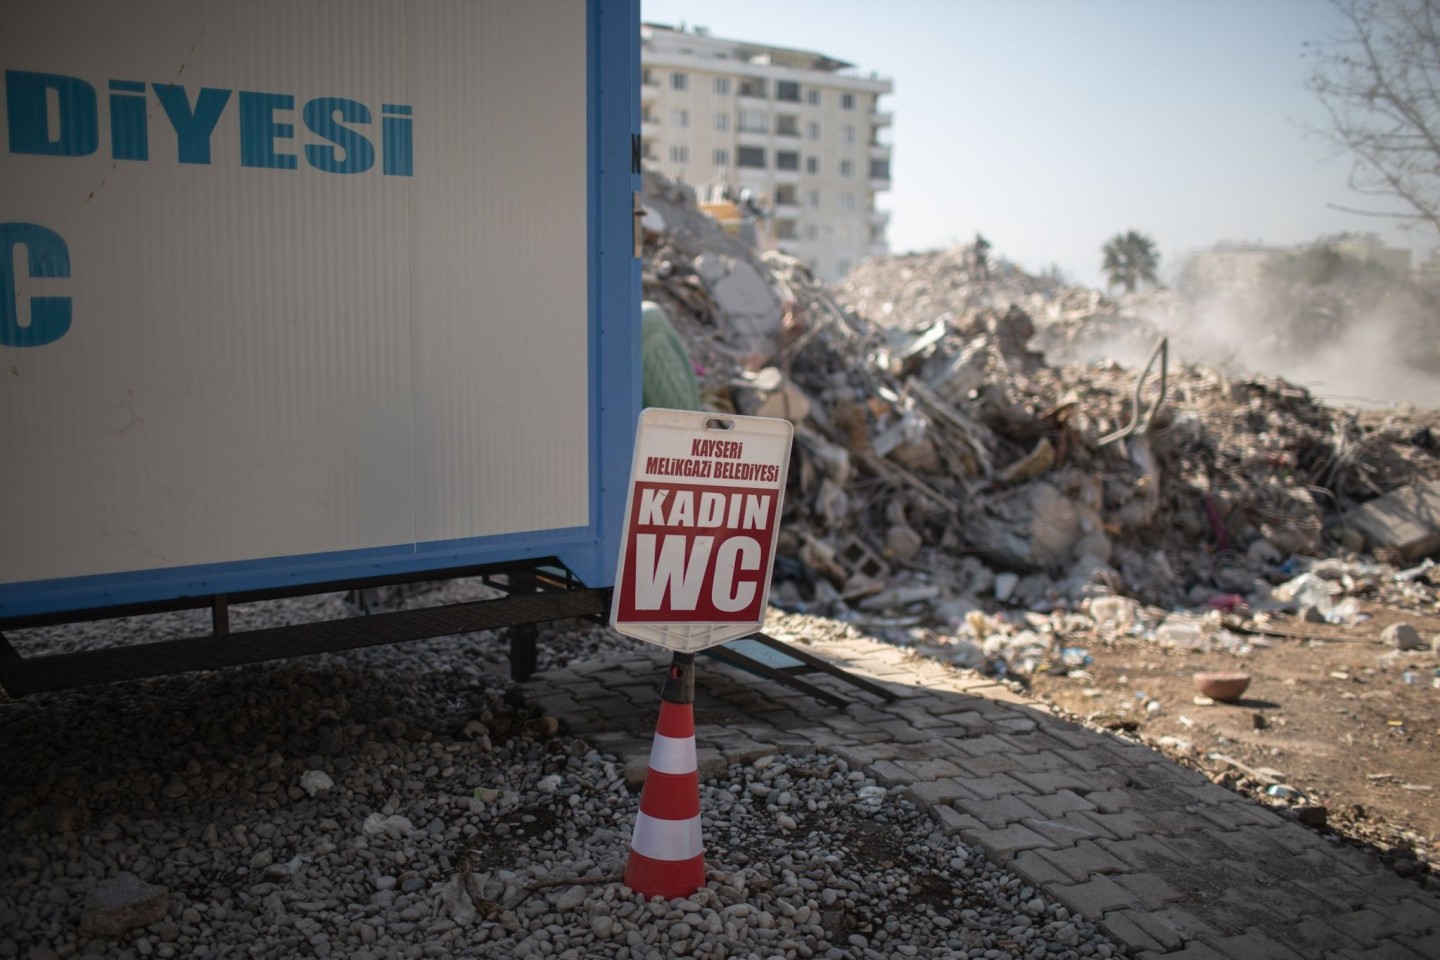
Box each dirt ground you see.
[1025,599,1440,883]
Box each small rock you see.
[81,873,170,936]
[1383,622,1425,651]
[1298,604,1328,624]
[549,884,589,911]
[362,813,414,838]
[521,716,560,740]
[300,770,334,797]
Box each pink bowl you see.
[1194,671,1251,702]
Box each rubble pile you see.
[638,173,1440,678]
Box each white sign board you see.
[0,1,597,599]
[611,409,793,652]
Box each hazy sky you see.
[641,0,1433,289]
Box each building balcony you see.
[641,80,660,101]
[736,129,770,146]
[869,143,891,159]
[868,209,891,226]
[870,110,893,126]
[772,167,801,184]
[773,202,801,217]
[868,177,891,191]
[641,120,660,137]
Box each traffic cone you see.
[625,651,705,900]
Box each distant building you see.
[1183,233,1413,292]
[1321,232,1412,276]
[640,22,894,282]
[1182,244,1287,292]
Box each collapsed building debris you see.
[638,172,1440,678]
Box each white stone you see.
[300,770,334,797]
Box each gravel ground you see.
[0,591,1126,959]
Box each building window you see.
[669,145,689,164]
[737,145,766,168]
[714,112,730,132]
[808,189,820,207]
[776,114,800,137]
[841,92,855,109]
[869,159,890,179]
[776,80,800,102]
[671,108,689,128]
[840,159,854,177]
[738,109,768,133]
[775,218,798,240]
[805,156,818,174]
[713,148,729,167]
[671,72,688,91]
[842,125,856,144]
[806,121,820,140]
[642,67,655,86]
[739,76,767,98]
[841,192,856,211]
[713,77,731,95]
[806,89,821,106]
[776,150,799,171]
[775,184,798,206]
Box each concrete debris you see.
[639,172,1440,679]
[1344,479,1440,561]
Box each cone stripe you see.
[624,849,706,900]
[655,700,694,738]
[631,810,704,860]
[637,769,700,818]
[648,732,697,775]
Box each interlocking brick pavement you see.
[519,632,1440,958]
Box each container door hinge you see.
[633,192,644,259]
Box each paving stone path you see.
[521,633,1440,960]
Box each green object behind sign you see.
[640,301,701,411]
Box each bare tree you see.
[1308,0,1440,235]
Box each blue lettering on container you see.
[153,84,232,165]
[303,97,373,174]
[381,104,413,177]
[4,70,412,177]
[239,91,297,170]
[0,223,71,347]
[108,80,148,161]
[5,70,99,157]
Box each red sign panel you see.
[614,481,778,622]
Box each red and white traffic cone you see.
[625,651,705,900]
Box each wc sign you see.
[611,409,793,652]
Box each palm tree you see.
[1101,231,1161,293]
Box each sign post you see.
[611,408,793,899]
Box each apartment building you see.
[640,22,894,282]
